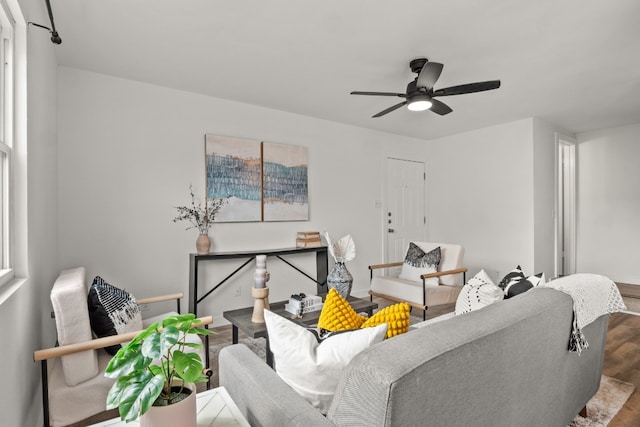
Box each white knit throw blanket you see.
[542,274,626,355]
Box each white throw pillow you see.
[455,269,504,315]
[398,243,440,284]
[264,309,387,414]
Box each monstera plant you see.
[104,313,210,422]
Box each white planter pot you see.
[140,381,196,427]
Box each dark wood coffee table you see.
[223,296,378,367]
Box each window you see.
[0,1,13,286]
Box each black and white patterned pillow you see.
[498,265,526,293]
[504,272,546,299]
[398,243,441,283]
[455,269,504,315]
[87,276,142,355]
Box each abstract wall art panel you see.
[205,134,262,222]
[262,142,309,221]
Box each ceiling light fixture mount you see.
[28,0,62,44]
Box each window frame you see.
[0,0,14,288]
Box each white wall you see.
[57,67,428,320]
[426,117,561,282]
[576,122,640,284]
[0,0,60,426]
[426,119,536,281]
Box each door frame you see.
[383,157,427,263]
[554,133,577,277]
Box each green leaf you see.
[181,341,203,350]
[141,329,163,359]
[148,364,165,377]
[191,327,211,336]
[173,350,204,383]
[107,371,164,422]
[160,325,180,355]
[104,342,152,378]
[163,313,195,328]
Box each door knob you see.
[388,228,395,233]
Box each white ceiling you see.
[51,0,640,140]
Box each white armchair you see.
[33,267,212,427]
[368,242,467,320]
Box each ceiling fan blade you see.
[373,101,408,118]
[433,80,501,97]
[429,99,453,116]
[416,62,443,90]
[351,91,406,97]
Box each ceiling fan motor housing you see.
[409,58,428,74]
[406,80,427,96]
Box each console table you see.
[188,246,328,316]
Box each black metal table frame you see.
[188,246,329,317]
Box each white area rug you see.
[569,375,635,427]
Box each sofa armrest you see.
[410,311,456,330]
[219,344,332,427]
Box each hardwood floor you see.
[603,312,640,426]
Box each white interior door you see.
[556,134,577,277]
[386,158,426,267]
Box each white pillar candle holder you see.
[251,254,270,323]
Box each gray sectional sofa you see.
[219,287,609,427]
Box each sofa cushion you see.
[50,267,99,386]
[317,288,366,333]
[87,276,142,355]
[319,288,409,338]
[361,303,410,338]
[398,243,440,283]
[264,309,387,414]
[410,242,465,286]
[48,348,114,427]
[498,265,526,293]
[370,275,462,307]
[455,269,504,315]
[504,272,546,299]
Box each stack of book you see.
[284,294,323,316]
[296,231,322,248]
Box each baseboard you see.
[617,283,640,315]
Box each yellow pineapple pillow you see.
[318,289,410,339]
[361,303,411,338]
[318,288,366,332]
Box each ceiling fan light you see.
[407,95,433,111]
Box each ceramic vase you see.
[327,262,353,299]
[140,381,196,427]
[196,234,211,254]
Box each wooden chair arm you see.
[369,261,403,270]
[34,315,213,362]
[137,292,183,305]
[421,267,468,280]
